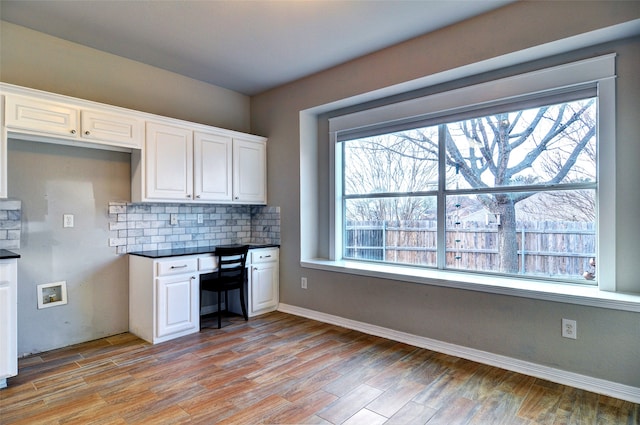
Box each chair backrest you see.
[215,245,249,281]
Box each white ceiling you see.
[0,0,515,95]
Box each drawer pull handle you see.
[262,255,271,258]
[170,265,188,269]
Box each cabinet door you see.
[5,95,79,138]
[1,95,6,199]
[146,122,193,200]
[156,274,198,339]
[0,261,17,385]
[233,138,266,204]
[250,261,278,315]
[81,109,143,148]
[194,131,232,201]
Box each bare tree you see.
[344,132,438,222]
[374,99,597,273]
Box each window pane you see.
[344,127,439,195]
[344,197,437,266]
[446,190,596,281]
[445,98,596,190]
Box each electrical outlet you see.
[301,277,307,289]
[562,318,577,339]
[170,214,178,225]
[197,214,204,224]
[63,214,74,228]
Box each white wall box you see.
[0,258,18,389]
[129,247,278,344]
[0,83,266,204]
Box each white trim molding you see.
[278,303,640,404]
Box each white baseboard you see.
[277,303,640,404]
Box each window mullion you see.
[437,124,447,269]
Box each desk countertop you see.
[128,244,279,259]
[0,249,20,259]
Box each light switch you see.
[63,214,74,228]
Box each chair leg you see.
[217,291,222,329]
[239,285,248,321]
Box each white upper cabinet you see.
[1,95,6,199]
[4,94,143,149]
[80,109,143,148]
[144,124,267,204]
[233,138,267,203]
[145,122,193,201]
[5,95,79,138]
[194,131,233,201]
[1,83,267,203]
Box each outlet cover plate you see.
[562,318,577,339]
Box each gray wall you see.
[251,1,640,388]
[8,140,131,355]
[0,21,251,133]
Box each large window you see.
[341,95,596,283]
[330,55,615,287]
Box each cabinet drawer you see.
[5,95,79,137]
[156,258,197,276]
[81,109,144,148]
[198,254,217,272]
[251,248,278,264]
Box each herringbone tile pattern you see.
[1,312,637,424]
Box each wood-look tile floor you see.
[1,312,638,425]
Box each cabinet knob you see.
[84,130,91,136]
[186,194,191,198]
[70,129,77,135]
[196,195,201,199]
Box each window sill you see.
[301,259,640,313]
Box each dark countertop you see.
[0,249,20,259]
[129,243,279,259]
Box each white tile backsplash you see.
[108,202,280,253]
[0,199,21,249]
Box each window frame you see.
[328,54,617,292]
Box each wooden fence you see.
[345,220,596,278]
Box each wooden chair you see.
[200,245,249,329]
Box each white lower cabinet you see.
[129,255,201,344]
[129,248,278,344]
[0,258,18,389]
[248,248,279,316]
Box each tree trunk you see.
[496,198,519,273]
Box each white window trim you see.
[316,54,628,306]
